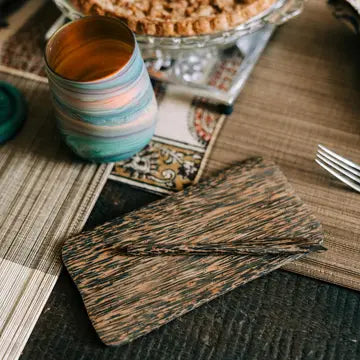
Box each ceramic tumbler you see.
[45,16,157,162]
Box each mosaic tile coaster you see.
[109,66,235,194]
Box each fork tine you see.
[318,149,360,177]
[315,159,360,192]
[318,144,360,171]
[316,153,360,185]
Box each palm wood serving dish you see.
[62,158,324,346]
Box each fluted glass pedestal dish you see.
[50,0,304,109]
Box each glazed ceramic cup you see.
[45,16,158,162]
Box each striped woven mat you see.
[0,72,112,359]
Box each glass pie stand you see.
[50,0,304,111]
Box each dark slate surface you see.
[20,181,360,360]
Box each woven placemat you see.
[205,0,360,291]
[0,72,112,359]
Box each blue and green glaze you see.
[46,43,157,163]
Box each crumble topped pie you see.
[71,0,278,36]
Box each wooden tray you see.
[62,158,324,346]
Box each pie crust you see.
[71,0,278,36]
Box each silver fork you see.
[315,144,360,192]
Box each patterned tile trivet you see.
[109,55,243,194]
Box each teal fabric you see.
[0,81,26,144]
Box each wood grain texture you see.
[119,240,326,256]
[62,158,323,346]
